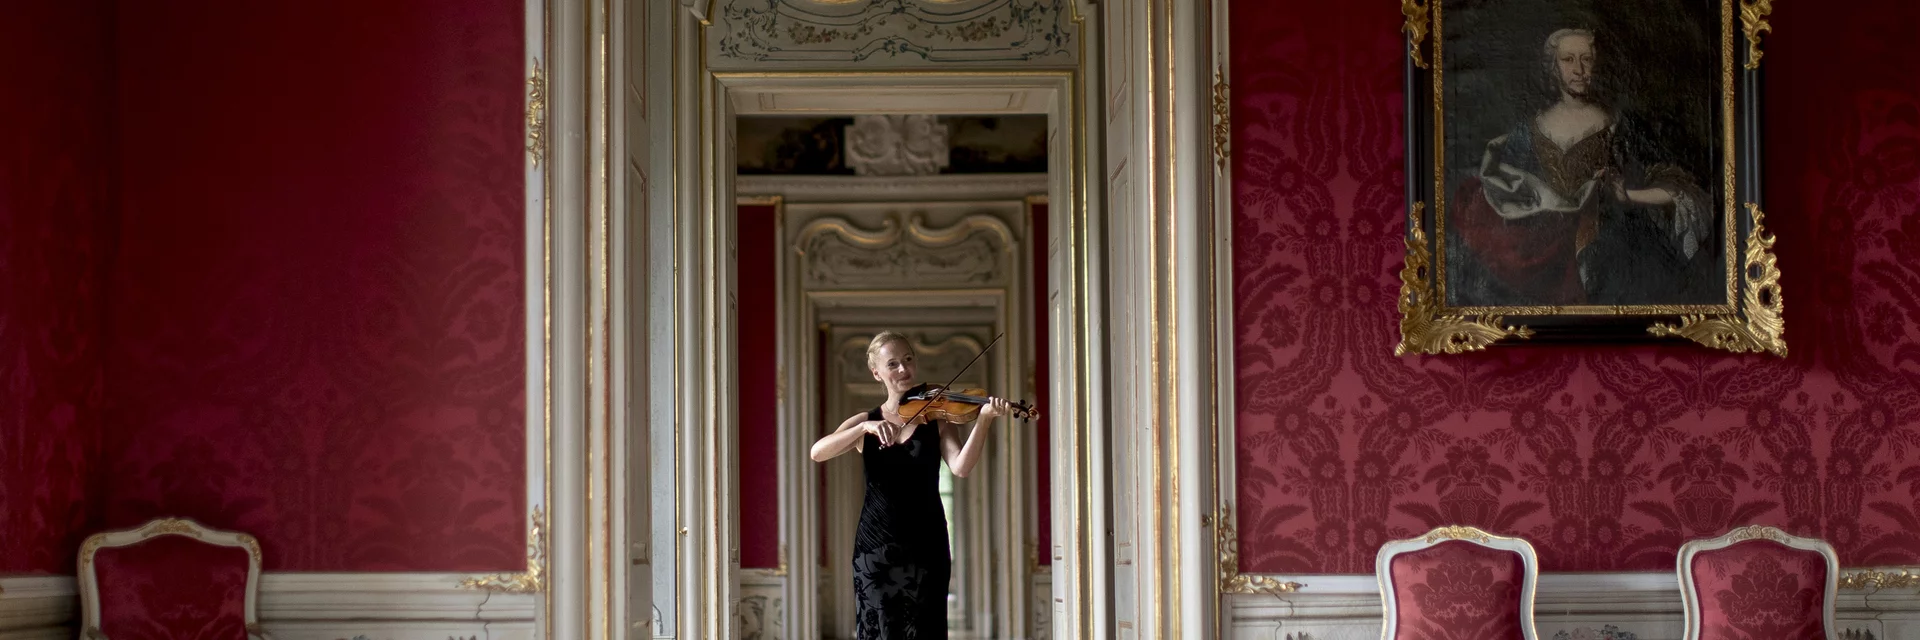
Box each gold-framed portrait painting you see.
[1395,0,1784,356]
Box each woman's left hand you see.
[977,397,1008,421]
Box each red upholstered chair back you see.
[77,518,266,640]
[1375,525,1540,640]
[1678,525,1837,640]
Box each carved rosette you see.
[1216,502,1305,594]
[458,505,547,593]
[1396,203,1535,355]
[1648,204,1786,356]
[846,115,951,177]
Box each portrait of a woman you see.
[1447,27,1718,307]
[809,331,1009,639]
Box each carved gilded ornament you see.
[458,505,548,593]
[1840,569,1920,591]
[796,213,1016,287]
[1401,0,1432,69]
[1422,525,1496,544]
[1216,502,1305,594]
[1212,68,1230,173]
[1740,0,1773,69]
[526,59,547,168]
[1720,523,1790,545]
[1395,203,1535,355]
[1648,205,1786,356]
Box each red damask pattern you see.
[93,536,251,640]
[0,0,112,573]
[1231,0,1920,571]
[740,203,780,568]
[1386,541,1526,640]
[1689,541,1828,640]
[101,0,527,571]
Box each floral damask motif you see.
[100,0,526,572]
[1694,546,1828,640]
[1391,542,1526,640]
[1230,0,1920,572]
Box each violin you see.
[900,385,1037,423]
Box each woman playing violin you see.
[808,330,1010,639]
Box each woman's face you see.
[1554,34,1596,97]
[869,340,916,393]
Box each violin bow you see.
[900,331,1003,428]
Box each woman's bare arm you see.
[812,412,894,461]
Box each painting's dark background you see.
[1438,0,1724,306]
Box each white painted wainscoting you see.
[0,574,536,640]
[0,576,73,640]
[1226,573,1919,640]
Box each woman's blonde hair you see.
[866,331,912,368]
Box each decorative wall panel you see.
[102,0,527,571]
[709,0,1077,70]
[1229,0,1920,573]
[0,0,112,574]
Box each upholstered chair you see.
[77,517,270,640]
[1677,524,1838,640]
[1375,525,1540,640]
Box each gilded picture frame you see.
[1395,0,1783,356]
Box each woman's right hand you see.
[862,419,899,447]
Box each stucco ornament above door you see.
[710,0,1077,69]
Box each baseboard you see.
[0,576,75,640]
[1227,571,1920,640]
[0,573,535,640]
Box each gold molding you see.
[1395,203,1534,355]
[526,59,548,168]
[773,544,790,577]
[1840,568,1920,591]
[1648,204,1786,356]
[1739,0,1773,70]
[459,505,548,593]
[1401,0,1432,69]
[1216,502,1304,594]
[1211,67,1230,173]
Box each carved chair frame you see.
[1676,524,1840,640]
[76,517,268,640]
[1374,525,1542,640]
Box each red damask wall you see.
[101,0,527,571]
[740,202,780,568]
[1231,0,1920,572]
[0,0,114,574]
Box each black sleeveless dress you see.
[851,388,951,639]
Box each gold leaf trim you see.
[1217,502,1304,594]
[526,59,548,168]
[773,543,790,577]
[1739,0,1773,70]
[1648,204,1786,356]
[1401,0,1432,69]
[1722,523,1790,544]
[459,505,547,593]
[1840,569,1920,591]
[1212,68,1230,173]
[1423,525,1495,544]
[1396,203,1534,355]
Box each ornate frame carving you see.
[1395,0,1784,355]
[1374,525,1542,640]
[1677,525,1839,640]
[77,517,270,640]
